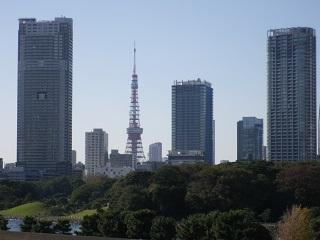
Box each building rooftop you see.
[268,27,315,37]
[174,78,211,87]
[19,17,72,24]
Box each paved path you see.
[0,231,131,240]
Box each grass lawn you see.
[0,202,49,218]
[0,202,106,220]
[67,209,97,220]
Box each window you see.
[37,92,47,100]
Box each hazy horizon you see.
[1,0,320,165]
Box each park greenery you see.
[2,161,320,238]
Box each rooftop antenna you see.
[133,41,136,75]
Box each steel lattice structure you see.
[125,46,146,168]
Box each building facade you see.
[0,158,3,170]
[85,129,108,176]
[109,149,133,168]
[72,150,77,168]
[172,79,214,164]
[16,17,73,179]
[148,142,162,162]
[168,150,205,165]
[237,117,263,161]
[267,28,316,161]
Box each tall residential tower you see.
[17,17,73,179]
[171,79,214,164]
[85,129,108,176]
[267,28,316,161]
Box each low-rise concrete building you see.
[109,149,133,168]
[168,150,205,165]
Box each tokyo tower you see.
[125,45,146,168]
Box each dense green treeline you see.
[2,161,320,238]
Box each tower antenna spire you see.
[133,41,136,75]
[126,41,146,167]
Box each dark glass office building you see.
[237,117,263,161]
[172,79,214,164]
[17,17,73,179]
[267,28,316,161]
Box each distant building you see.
[5,167,26,181]
[172,79,214,164]
[95,161,133,178]
[16,17,73,179]
[262,146,267,161]
[220,160,230,164]
[109,149,133,168]
[237,117,263,161]
[213,120,215,164]
[168,150,205,165]
[85,129,108,176]
[136,161,166,172]
[72,150,77,168]
[0,158,3,170]
[74,162,85,171]
[72,161,84,177]
[148,142,162,162]
[268,28,316,161]
[4,163,16,170]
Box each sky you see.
[1,0,320,164]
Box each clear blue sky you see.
[1,0,320,164]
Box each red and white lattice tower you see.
[125,45,146,168]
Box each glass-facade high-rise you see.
[267,28,316,161]
[237,117,263,161]
[172,79,214,164]
[17,17,73,179]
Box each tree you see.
[106,172,153,211]
[116,186,152,211]
[33,220,53,233]
[186,165,276,215]
[20,216,37,232]
[310,217,320,240]
[213,209,271,240]
[79,214,101,236]
[176,213,216,240]
[278,164,320,207]
[54,219,71,234]
[97,210,127,238]
[149,166,188,217]
[242,223,272,240]
[39,176,73,198]
[70,177,114,211]
[124,209,156,239]
[278,206,312,240]
[150,216,176,240]
[0,214,8,230]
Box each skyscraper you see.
[125,46,145,168]
[0,158,3,171]
[85,129,108,176]
[17,17,73,179]
[267,28,316,161]
[171,79,214,164]
[148,142,162,162]
[237,117,263,161]
[72,150,77,168]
